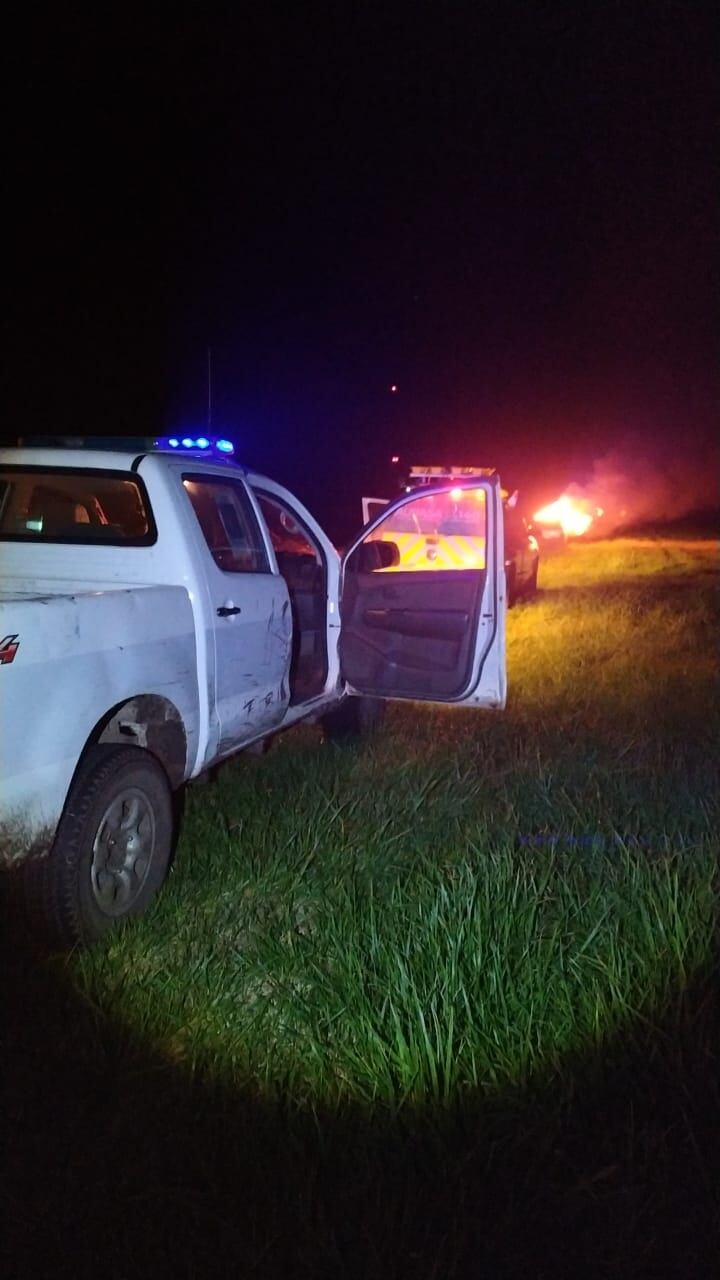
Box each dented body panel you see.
[0,585,199,866]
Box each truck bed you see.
[0,583,201,866]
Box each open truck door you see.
[339,477,506,708]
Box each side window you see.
[253,491,324,584]
[254,492,320,560]
[183,476,270,574]
[350,487,487,572]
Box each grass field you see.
[4,536,719,1278]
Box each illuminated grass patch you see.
[69,537,719,1110]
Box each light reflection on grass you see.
[70,537,718,1108]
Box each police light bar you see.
[406,465,497,491]
[154,435,235,457]
[408,465,496,481]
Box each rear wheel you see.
[321,696,387,742]
[24,745,174,948]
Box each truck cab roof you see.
[0,447,246,473]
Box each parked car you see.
[0,441,507,945]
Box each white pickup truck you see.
[0,441,506,945]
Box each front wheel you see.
[24,745,174,948]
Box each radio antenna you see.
[207,346,212,430]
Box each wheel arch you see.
[2,696,187,876]
[86,694,188,789]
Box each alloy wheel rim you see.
[90,787,156,916]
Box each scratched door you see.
[182,474,292,751]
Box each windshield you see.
[0,468,156,545]
[372,489,487,537]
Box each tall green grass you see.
[68,537,719,1110]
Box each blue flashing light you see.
[154,434,236,458]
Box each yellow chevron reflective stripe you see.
[373,532,486,571]
[440,535,486,568]
[394,533,427,563]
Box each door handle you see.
[217,605,242,617]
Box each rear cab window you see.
[0,467,156,545]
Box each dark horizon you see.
[9,6,718,536]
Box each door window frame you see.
[340,477,503,704]
[252,486,330,704]
[182,471,272,575]
[344,480,493,579]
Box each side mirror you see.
[375,539,400,569]
[354,538,401,573]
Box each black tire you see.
[24,745,174,948]
[321,696,387,742]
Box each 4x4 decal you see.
[0,634,20,665]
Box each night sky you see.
[10,4,718,538]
